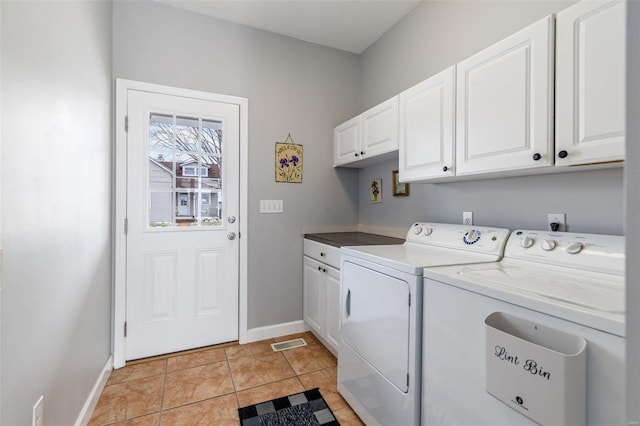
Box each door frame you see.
[113,79,248,368]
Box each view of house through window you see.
[148,113,223,228]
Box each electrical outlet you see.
[548,213,566,232]
[32,396,43,426]
[463,211,473,226]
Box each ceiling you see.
[156,0,422,54]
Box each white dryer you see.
[338,223,511,426]
[422,230,624,426]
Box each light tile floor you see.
[89,332,364,425]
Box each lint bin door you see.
[341,261,410,392]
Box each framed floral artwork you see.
[275,134,302,183]
[370,179,382,203]
[392,170,409,196]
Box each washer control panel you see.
[405,223,510,255]
[505,230,624,275]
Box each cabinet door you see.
[399,67,455,181]
[303,256,324,335]
[324,265,341,354]
[556,0,625,166]
[361,95,399,159]
[334,116,361,167]
[456,15,554,176]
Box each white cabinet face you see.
[399,66,455,181]
[361,95,399,158]
[324,266,341,353]
[303,256,324,335]
[555,0,625,166]
[456,15,554,176]
[333,96,399,168]
[333,116,361,166]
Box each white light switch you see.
[260,200,284,213]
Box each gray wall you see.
[626,0,640,420]
[356,0,624,236]
[0,1,112,425]
[113,1,360,329]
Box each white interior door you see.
[125,89,240,360]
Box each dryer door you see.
[341,260,410,392]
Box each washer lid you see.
[424,260,625,336]
[342,243,503,275]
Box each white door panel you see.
[303,256,324,335]
[456,15,554,175]
[324,266,341,353]
[556,0,625,165]
[399,66,455,181]
[341,261,410,393]
[126,90,239,360]
[361,96,399,158]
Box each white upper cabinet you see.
[334,96,399,168]
[361,95,399,158]
[455,15,554,176]
[334,116,361,166]
[555,0,625,166]
[399,66,456,182]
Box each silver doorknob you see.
[228,216,236,224]
[228,232,237,240]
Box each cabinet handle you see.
[346,289,351,317]
[320,252,325,257]
[360,151,365,155]
[354,153,359,157]
[558,150,568,159]
[318,266,322,271]
[532,153,542,161]
[442,166,448,172]
[323,268,327,273]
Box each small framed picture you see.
[370,179,382,203]
[392,170,409,196]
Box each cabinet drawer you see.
[303,239,341,269]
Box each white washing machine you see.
[422,230,625,426]
[338,223,511,426]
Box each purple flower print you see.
[280,158,289,168]
[290,155,299,166]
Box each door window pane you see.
[147,113,223,229]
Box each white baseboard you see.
[244,320,309,343]
[75,354,113,426]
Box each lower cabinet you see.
[303,241,341,356]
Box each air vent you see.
[271,338,307,352]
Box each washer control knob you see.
[463,230,481,245]
[567,242,584,254]
[542,239,557,251]
[423,227,433,236]
[520,236,535,248]
[413,226,423,235]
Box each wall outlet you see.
[463,211,473,225]
[32,395,43,426]
[548,213,566,232]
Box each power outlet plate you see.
[32,395,43,426]
[463,211,473,225]
[548,213,566,232]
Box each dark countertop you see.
[304,232,405,248]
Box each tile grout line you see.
[223,347,243,409]
[158,358,169,422]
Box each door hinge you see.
[124,218,128,234]
[408,293,411,307]
[407,373,410,387]
[124,321,127,338]
[124,115,129,132]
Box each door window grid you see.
[148,113,223,228]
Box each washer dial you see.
[463,230,481,245]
